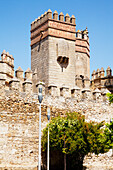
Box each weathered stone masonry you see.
[0,86,113,169]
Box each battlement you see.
[92,66,112,80]
[1,50,14,67]
[30,9,76,46]
[31,9,76,30]
[91,66,113,93]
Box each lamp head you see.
[38,84,43,103]
[47,107,50,120]
[110,118,113,123]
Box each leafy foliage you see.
[42,112,110,156]
[106,93,113,104]
[104,118,113,149]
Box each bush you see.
[104,119,113,149]
[42,112,110,170]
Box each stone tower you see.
[30,9,90,92]
[0,50,14,84]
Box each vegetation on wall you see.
[106,93,113,104]
[104,119,113,149]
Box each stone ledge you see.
[0,165,38,170]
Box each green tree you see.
[104,119,113,149]
[106,93,113,104]
[42,112,110,170]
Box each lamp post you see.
[47,107,50,170]
[38,84,43,170]
[110,118,113,156]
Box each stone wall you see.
[0,87,113,169]
[31,37,49,90]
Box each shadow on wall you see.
[42,150,87,170]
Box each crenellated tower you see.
[0,50,14,86]
[30,9,90,92]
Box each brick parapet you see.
[31,10,76,46]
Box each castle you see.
[0,9,113,96]
[0,9,113,170]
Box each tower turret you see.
[75,27,90,87]
[106,66,112,77]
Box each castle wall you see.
[0,88,113,169]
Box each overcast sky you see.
[0,0,113,77]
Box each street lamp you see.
[38,83,43,170]
[110,118,113,156]
[47,107,50,170]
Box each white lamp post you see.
[47,107,50,170]
[110,118,113,156]
[38,84,43,170]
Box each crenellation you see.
[93,88,101,101]
[100,67,105,78]
[53,10,58,20]
[31,10,76,34]
[91,67,113,93]
[25,68,32,80]
[106,66,112,76]
[1,50,14,68]
[75,75,83,88]
[47,9,52,19]
[71,86,81,99]
[97,68,100,77]
[91,70,96,80]
[65,13,70,23]
[59,12,64,21]
[70,15,76,25]
[9,77,20,91]
[48,84,58,96]
[76,30,82,39]
[23,79,32,93]
[60,85,70,98]
[84,77,90,88]
[15,66,24,81]
[81,88,91,100]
